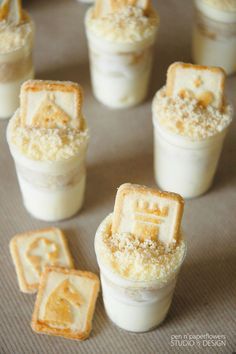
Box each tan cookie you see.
[20,80,83,129]
[31,267,100,340]
[166,62,225,110]
[93,0,151,18]
[9,227,74,293]
[0,0,23,23]
[112,183,184,245]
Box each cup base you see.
[104,306,166,334]
[23,201,84,222]
[19,175,86,222]
[102,292,172,333]
[154,175,212,199]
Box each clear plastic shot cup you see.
[85,8,158,109]
[0,14,34,119]
[95,214,186,333]
[152,120,229,199]
[76,0,94,3]
[192,0,236,75]
[7,113,88,222]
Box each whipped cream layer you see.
[86,6,159,43]
[0,15,33,53]
[203,0,236,11]
[8,111,89,161]
[152,86,233,140]
[95,214,186,282]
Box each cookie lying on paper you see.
[20,80,83,129]
[9,227,74,293]
[166,62,225,110]
[31,267,100,340]
[112,183,184,245]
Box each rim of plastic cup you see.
[152,117,229,149]
[95,213,187,288]
[6,111,88,171]
[194,0,236,22]
[84,8,159,52]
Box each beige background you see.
[0,0,235,353]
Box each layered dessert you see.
[77,0,94,3]
[152,62,233,198]
[95,183,186,332]
[0,0,34,118]
[85,0,159,108]
[192,0,236,75]
[7,80,89,221]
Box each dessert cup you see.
[95,214,186,332]
[0,15,34,119]
[77,0,94,3]
[192,0,236,75]
[7,115,88,222]
[152,119,229,199]
[85,8,158,108]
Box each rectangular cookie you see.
[9,227,74,293]
[20,80,83,129]
[112,183,184,245]
[31,267,100,340]
[166,62,225,110]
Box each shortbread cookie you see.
[20,80,83,129]
[31,267,100,340]
[166,62,225,110]
[112,183,184,245]
[94,0,151,18]
[10,228,74,293]
[0,0,23,23]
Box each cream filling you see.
[0,19,33,53]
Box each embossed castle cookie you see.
[166,62,226,110]
[0,0,23,23]
[31,267,100,340]
[9,228,74,293]
[112,183,184,245]
[20,80,83,129]
[93,0,151,18]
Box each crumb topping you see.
[95,214,186,282]
[0,18,33,53]
[86,6,159,43]
[203,0,236,11]
[8,112,89,161]
[152,86,233,140]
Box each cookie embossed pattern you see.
[95,183,186,332]
[152,62,233,198]
[10,227,74,293]
[7,79,89,221]
[31,267,100,340]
